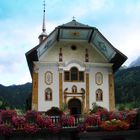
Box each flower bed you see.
[100,119,129,131]
[0,108,138,135]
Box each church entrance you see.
[68,99,81,115]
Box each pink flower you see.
[12,116,26,129]
[24,124,38,134]
[0,124,13,135]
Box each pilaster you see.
[32,72,38,111]
[59,72,63,109]
[109,74,115,111]
[86,73,89,112]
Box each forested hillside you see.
[0,83,31,109]
[115,66,140,107]
[0,66,140,109]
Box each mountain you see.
[115,66,140,105]
[0,83,32,109]
[129,56,140,67]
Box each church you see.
[26,8,127,114]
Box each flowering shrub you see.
[61,115,75,127]
[12,116,26,129]
[1,110,16,124]
[0,109,138,135]
[36,114,53,128]
[0,124,13,135]
[108,111,126,121]
[25,110,39,124]
[100,119,129,131]
[84,115,98,126]
[46,107,63,116]
[77,123,87,132]
[24,124,38,134]
[95,107,109,121]
[126,110,137,124]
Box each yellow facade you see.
[32,72,38,110]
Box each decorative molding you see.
[64,92,84,95]
[109,74,115,111]
[44,71,53,85]
[85,62,113,68]
[34,61,58,67]
[95,72,103,85]
[64,60,85,71]
[32,72,38,111]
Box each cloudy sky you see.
[0,0,140,86]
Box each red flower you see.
[61,115,75,127]
[0,124,13,135]
[12,116,26,129]
[84,115,98,126]
[1,110,16,124]
[100,119,130,131]
[24,124,38,134]
[25,110,39,124]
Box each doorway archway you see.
[68,98,81,115]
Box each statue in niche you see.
[96,89,103,101]
[81,88,85,94]
[45,88,52,100]
[72,85,77,93]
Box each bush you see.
[46,107,63,116]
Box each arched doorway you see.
[68,99,81,115]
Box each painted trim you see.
[59,73,63,109]
[86,73,89,112]
[32,72,38,111]
[109,74,115,111]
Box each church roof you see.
[60,19,90,28]
[26,20,127,76]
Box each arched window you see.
[70,67,78,81]
[45,88,52,101]
[64,67,84,82]
[96,89,103,101]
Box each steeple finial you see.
[42,0,46,32]
[38,0,47,43]
[72,16,76,21]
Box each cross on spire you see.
[72,16,76,21]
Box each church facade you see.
[26,19,127,114]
